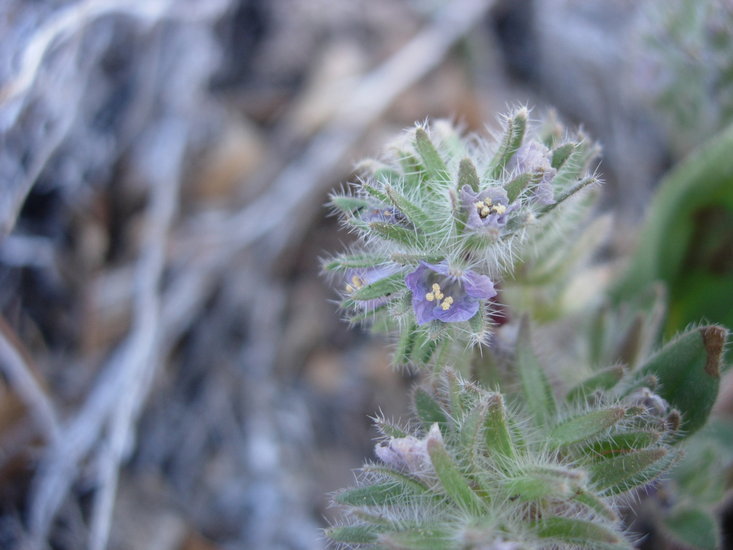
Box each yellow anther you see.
[483,198,493,206]
[474,201,485,209]
[431,283,441,291]
[345,284,355,293]
[480,206,490,217]
[493,204,507,215]
[440,296,454,310]
[425,292,435,301]
[351,275,364,289]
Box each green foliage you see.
[323,110,600,367]
[323,110,731,549]
[612,121,733,344]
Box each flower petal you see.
[463,271,497,300]
[435,296,478,323]
[413,295,437,325]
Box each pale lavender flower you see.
[405,261,496,325]
[508,141,556,205]
[460,185,512,230]
[374,423,442,476]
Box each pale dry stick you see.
[0,327,60,444]
[163,0,497,342]
[0,0,228,108]
[0,0,229,238]
[27,120,186,549]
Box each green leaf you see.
[582,431,661,460]
[323,253,389,271]
[458,157,480,192]
[516,316,557,426]
[588,448,669,494]
[565,365,625,403]
[610,121,733,340]
[385,185,434,232]
[573,489,618,521]
[369,221,424,247]
[483,393,516,460]
[487,108,528,179]
[549,408,626,447]
[635,325,727,440]
[326,525,380,543]
[505,470,576,501]
[413,388,448,427]
[504,172,531,203]
[335,483,409,507]
[551,143,576,169]
[350,272,404,301]
[361,466,430,494]
[663,507,720,550]
[362,183,390,204]
[534,517,629,549]
[379,528,453,550]
[414,128,449,184]
[394,323,418,366]
[426,427,485,513]
[398,152,425,189]
[329,195,371,215]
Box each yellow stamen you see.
[425,292,435,301]
[345,284,354,293]
[474,201,485,209]
[483,198,493,206]
[351,275,364,289]
[440,296,454,310]
[493,204,507,215]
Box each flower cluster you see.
[324,108,600,366]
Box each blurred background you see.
[1,0,732,549]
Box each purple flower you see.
[508,141,556,205]
[460,185,511,230]
[405,261,497,325]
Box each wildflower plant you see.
[322,108,729,549]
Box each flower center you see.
[345,275,365,293]
[425,283,454,310]
[474,198,507,219]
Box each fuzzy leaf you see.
[350,272,404,301]
[516,317,557,426]
[394,323,418,366]
[573,489,618,521]
[549,408,625,447]
[484,393,516,460]
[326,525,380,543]
[385,185,434,232]
[329,195,372,215]
[458,157,480,192]
[565,365,625,403]
[414,388,447,427]
[335,483,409,507]
[588,448,669,494]
[426,427,485,513]
[583,431,662,460]
[379,528,452,550]
[323,253,390,271]
[504,172,531,203]
[636,325,727,440]
[362,184,391,204]
[414,128,449,183]
[534,517,629,549]
[551,143,576,169]
[505,473,574,501]
[487,108,527,179]
[663,507,720,550]
[369,221,424,247]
